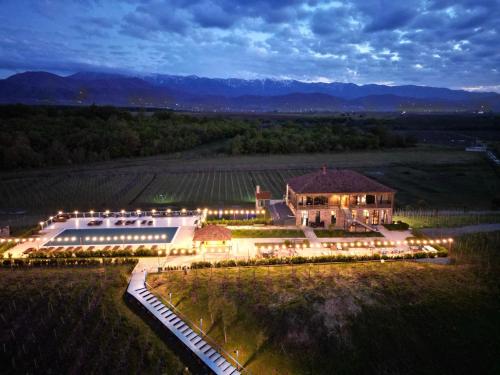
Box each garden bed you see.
[231,229,305,238]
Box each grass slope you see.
[0,265,186,374]
[148,232,500,374]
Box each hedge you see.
[191,250,448,269]
[1,258,138,268]
[383,221,410,231]
[205,218,272,226]
[27,248,190,259]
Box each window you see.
[313,196,328,205]
[366,195,375,204]
[331,211,337,225]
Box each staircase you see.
[341,208,378,232]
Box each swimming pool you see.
[44,227,178,246]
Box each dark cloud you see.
[0,0,498,91]
[364,9,416,32]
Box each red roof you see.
[256,191,271,199]
[193,225,232,242]
[287,169,395,194]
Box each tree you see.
[220,299,237,343]
[207,290,221,324]
[230,135,244,155]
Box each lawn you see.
[0,265,186,374]
[313,229,383,237]
[394,212,500,228]
[231,229,305,238]
[148,231,500,374]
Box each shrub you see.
[189,250,444,269]
[205,218,272,226]
[383,221,410,231]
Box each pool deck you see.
[7,216,199,257]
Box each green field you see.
[0,265,186,374]
[148,231,500,374]
[1,147,499,229]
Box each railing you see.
[39,209,203,228]
[146,281,248,373]
[293,202,392,210]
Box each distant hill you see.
[0,71,498,112]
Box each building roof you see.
[287,168,395,194]
[256,191,271,199]
[193,225,232,242]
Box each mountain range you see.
[0,71,498,112]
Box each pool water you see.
[44,227,178,246]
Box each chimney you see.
[321,165,327,175]
[256,185,260,194]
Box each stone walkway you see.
[302,226,319,243]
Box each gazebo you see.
[193,225,232,253]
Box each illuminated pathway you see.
[127,268,242,375]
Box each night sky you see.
[1,0,499,91]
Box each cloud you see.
[0,0,498,91]
[364,9,416,32]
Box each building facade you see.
[286,167,395,230]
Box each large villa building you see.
[285,167,395,230]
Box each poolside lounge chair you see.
[115,220,123,225]
[74,246,82,251]
[112,245,120,251]
[87,246,95,251]
[147,220,153,225]
[151,245,158,251]
[103,246,111,251]
[141,220,147,225]
[124,245,132,251]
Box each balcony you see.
[349,201,392,208]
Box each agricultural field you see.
[148,231,500,374]
[1,146,499,229]
[0,265,187,374]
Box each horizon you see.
[4,70,500,95]
[0,1,499,92]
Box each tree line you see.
[0,105,415,170]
